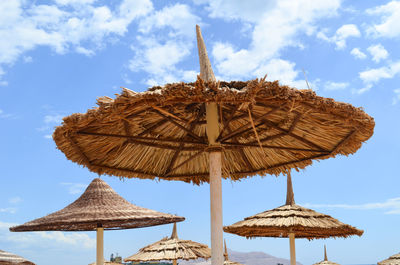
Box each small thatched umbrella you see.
[52,25,374,265]
[89,262,122,265]
[224,174,362,265]
[0,250,35,265]
[378,253,400,265]
[9,178,184,265]
[313,245,340,265]
[125,223,211,265]
[223,240,243,265]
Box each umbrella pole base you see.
[289,233,296,265]
[210,151,223,265]
[97,227,104,265]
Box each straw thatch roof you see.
[313,245,340,265]
[125,223,211,262]
[378,253,400,265]
[0,250,35,265]
[10,178,184,231]
[53,76,374,185]
[224,175,363,239]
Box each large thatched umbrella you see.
[0,250,35,265]
[9,178,184,265]
[313,245,340,265]
[52,25,374,265]
[223,240,243,265]
[378,253,400,265]
[124,223,211,265]
[223,174,362,265]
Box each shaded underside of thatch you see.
[53,77,374,185]
[0,250,35,265]
[378,253,400,265]
[10,178,184,232]
[125,237,211,262]
[223,204,363,239]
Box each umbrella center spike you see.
[197,25,224,265]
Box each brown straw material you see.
[0,250,35,265]
[10,178,184,232]
[53,76,374,185]
[124,223,211,262]
[224,175,363,240]
[378,253,400,265]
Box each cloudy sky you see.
[1,0,400,264]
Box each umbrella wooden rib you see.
[0,250,35,265]
[53,78,374,185]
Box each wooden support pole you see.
[96,227,104,265]
[173,260,178,265]
[289,233,296,265]
[197,24,223,265]
[210,151,223,265]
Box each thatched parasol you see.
[89,262,122,265]
[313,245,340,265]
[223,240,243,265]
[0,250,35,265]
[378,253,400,265]
[52,25,374,265]
[224,174,362,265]
[124,223,211,265]
[10,178,184,265]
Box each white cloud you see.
[61,182,87,195]
[324,81,349,91]
[350,47,367,59]
[317,24,361,49]
[9,197,22,204]
[23,56,33,63]
[75,46,95,56]
[0,221,95,249]
[0,0,153,67]
[129,3,201,85]
[305,197,400,215]
[0,109,14,119]
[367,44,389,63]
[366,1,400,38]
[0,208,16,214]
[393,88,400,105]
[38,113,64,139]
[359,61,400,84]
[206,0,341,79]
[196,0,275,23]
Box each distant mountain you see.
[179,249,302,265]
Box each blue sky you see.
[1,0,400,264]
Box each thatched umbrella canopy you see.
[223,240,243,265]
[378,253,400,265]
[52,25,374,265]
[313,245,340,265]
[10,178,184,265]
[0,250,35,265]
[224,174,362,265]
[125,223,211,265]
